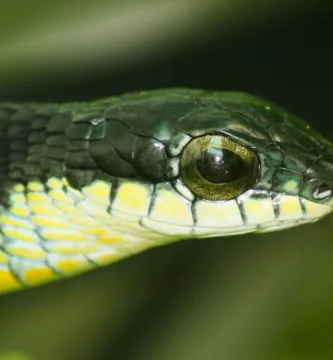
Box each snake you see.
[0,88,332,294]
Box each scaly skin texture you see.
[0,88,332,294]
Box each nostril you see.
[313,183,332,200]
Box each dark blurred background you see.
[1,1,333,360]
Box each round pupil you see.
[196,147,244,183]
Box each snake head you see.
[163,91,333,236]
[68,89,333,238]
[1,89,333,294]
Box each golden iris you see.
[180,135,259,200]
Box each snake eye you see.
[180,135,259,200]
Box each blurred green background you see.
[1,1,333,359]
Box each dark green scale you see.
[0,88,333,207]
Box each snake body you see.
[0,88,333,294]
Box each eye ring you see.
[180,134,259,201]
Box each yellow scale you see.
[0,176,330,293]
